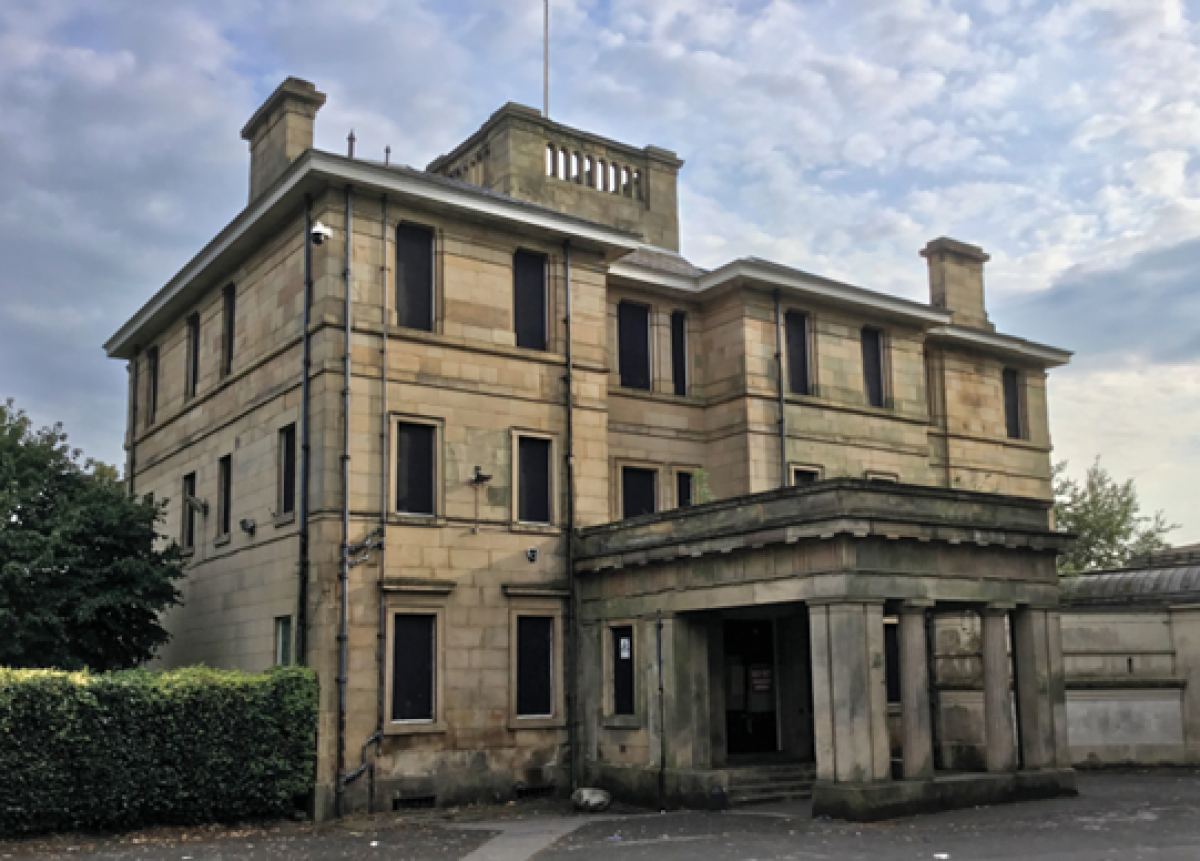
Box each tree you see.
[0,399,185,670]
[1053,457,1177,576]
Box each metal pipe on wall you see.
[297,194,314,667]
[774,290,788,488]
[562,240,579,791]
[127,351,139,498]
[373,193,390,811]
[335,185,354,819]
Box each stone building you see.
[105,77,1077,821]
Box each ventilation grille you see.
[514,785,556,801]
[393,794,436,811]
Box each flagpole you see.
[544,0,549,118]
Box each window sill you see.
[602,715,643,730]
[214,534,231,548]
[180,547,195,559]
[508,716,566,731]
[273,511,296,528]
[384,720,447,737]
[510,522,560,536]
[390,513,446,528]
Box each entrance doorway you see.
[724,619,779,755]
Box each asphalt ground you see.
[3,770,1199,860]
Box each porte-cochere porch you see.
[574,479,1077,820]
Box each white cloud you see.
[2,0,1200,537]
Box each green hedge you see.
[0,665,317,836]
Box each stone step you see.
[731,775,814,790]
[726,768,816,788]
[729,786,814,806]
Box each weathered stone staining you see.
[105,77,1079,822]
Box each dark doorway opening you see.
[724,619,779,755]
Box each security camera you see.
[311,221,333,245]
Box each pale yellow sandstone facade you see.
[107,78,1072,820]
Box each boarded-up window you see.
[622,467,656,519]
[396,423,436,515]
[517,616,554,717]
[513,251,547,350]
[221,284,236,377]
[618,302,651,390]
[181,472,196,550]
[518,436,552,523]
[392,613,435,721]
[786,311,810,396]
[145,347,159,426]
[861,327,885,408]
[396,224,434,331]
[677,471,693,508]
[1003,368,1023,439]
[793,468,819,485]
[186,314,200,397]
[670,311,688,396]
[218,454,232,537]
[279,424,297,516]
[884,621,900,705]
[612,625,635,716]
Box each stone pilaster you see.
[981,604,1017,773]
[809,600,891,783]
[899,601,934,780]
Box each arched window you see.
[546,144,555,176]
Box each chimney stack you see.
[241,77,327,203]
[920,237,994,331]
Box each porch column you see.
[899,601,934,780]
[981,604,1017,773]
[809,600,890,783]
[1012,606,1053,770]
[1046,610,1073,769]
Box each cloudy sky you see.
[1,0,1198,541]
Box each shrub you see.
[0,665,317,836]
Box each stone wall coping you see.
[920,236,990,263]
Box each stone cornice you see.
[574,479,1072,573]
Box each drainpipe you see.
[335,185,354,820]
[373,193,390,811]
[128,351,139,498]
[563,241,579,791]
[297,194,314,666]
[657,610,666,810]
[773,291,787,488]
